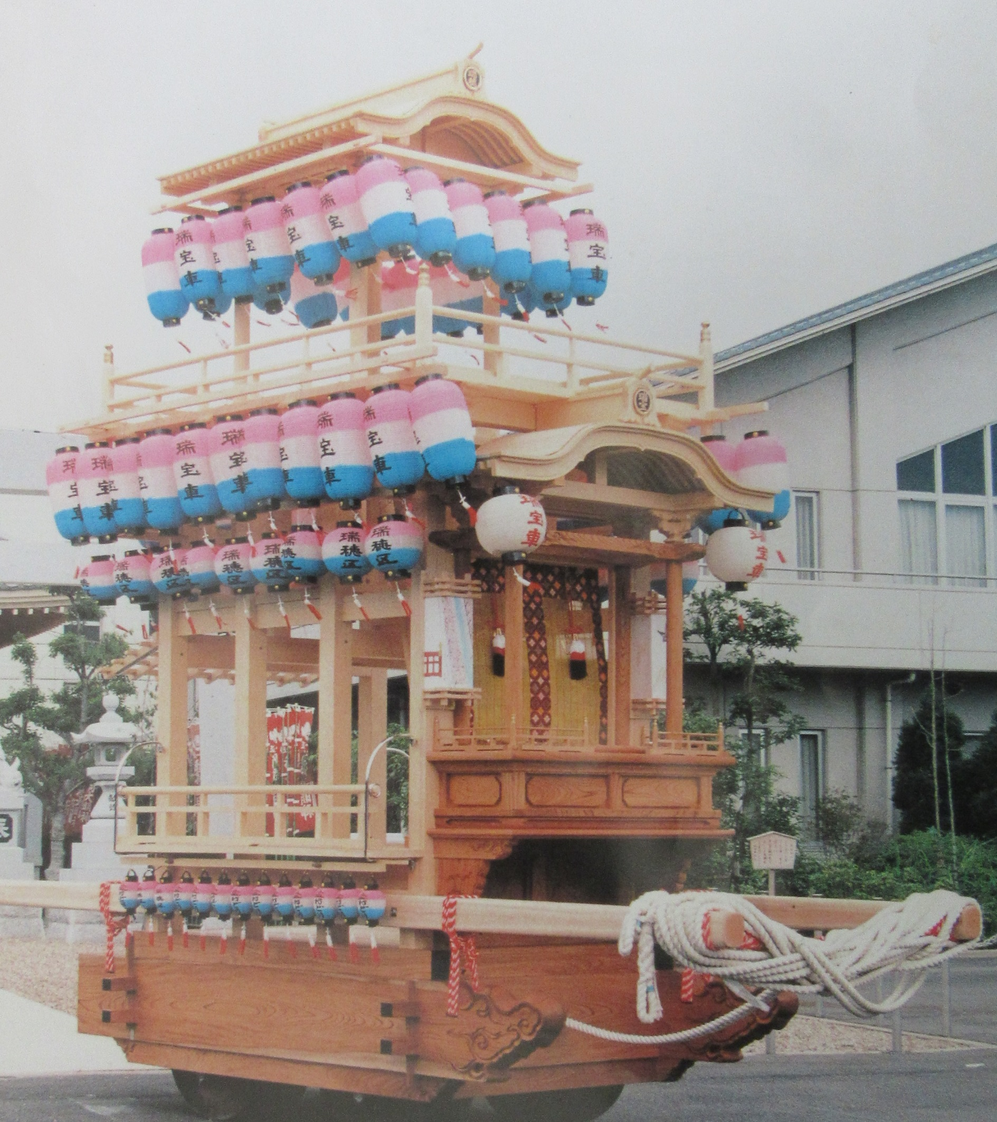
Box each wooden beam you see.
[233,608,267,837]
[318,582,353,839]
[504,565,526,740]
[358,669,389,849]
[157,601,189,836]
[612,567,631,748]
[664,560,684,736]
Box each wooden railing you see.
[432,717,725,756]
[115,782,373,859]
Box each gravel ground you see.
[0,938,988,1055]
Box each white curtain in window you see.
[899,499,938,584]
[945,504,986,587]
[799,733,822,824]
[794,493,817,579]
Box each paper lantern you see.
[46,445,87,544]
[141,228,188,326]
[484,190,532,294]
[565,209,609,305]
[208,413,255,518]
[358,882,386,925]
[110,438,146,534]
[194,871,213,919]
[316,875,339,926]
[137,430,184,532]
[244,408,286,510]
[736,430,791,529]
[322,520,371,583]
[174,215,221,313]
[355,154,416,258]
[320,170,379,267]
[275,874,296,922]
[213,207,255,304]
[284,512,324,582]
[175,871,195,920]
[183,540,220,594]
[150,544,191,599]
[215,536,256,594]
[213,871,233,921]
[444,178,496,280]
[522,201,571,308]
[244,196,295,293]
[294,875,317,924]
[696,435,740,534]
[232,873,254,921]
[409,374,476,482]
[81,554,117,603]
[76,442,119,542]
[364,514,423,579]
[475,488,547,563]
[338,878,359,923]
[290,266,337,329]
[282,181,340,284]
[119,871,141,915]
[252,281,288,316]
[154,872,176,920]
[405,166,456,266]
[379,259,418,339]
[174,423,222,522]
[317,393,374,507]
[114,550,154,603]
[279,399,324,502]
[140,867,157,916]
[252,874,275,921]
[704,517,768,591]
[364,384,424,494]
[251,531,289,591]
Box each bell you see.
[491,627,506,677]
[569,635,588,681]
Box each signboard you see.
[748,831,797,870]
[0,812,13,844]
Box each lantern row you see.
[47,377,475,545]
[143,156,609,327]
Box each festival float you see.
[0,52,984,1121]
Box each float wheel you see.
[171,1070,253,1121]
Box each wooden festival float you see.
[3,53,984,1121]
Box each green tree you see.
[0,594,136,875]
[892,691,970,836]
[964,710,997,839]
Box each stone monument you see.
[0,749,44,936]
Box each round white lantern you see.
[475,488,547,564]
[704,519,767,591]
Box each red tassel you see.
[305,599,322,621]
[167,923,174,952]
[737,614,745,631]
[777,550,787,564]
[220,934,227,956]
[349,941,360,965]
[182,924,189,950]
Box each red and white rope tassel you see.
[325,927,337,962]
[441,895,481,1017]
[369,929,380,967]
[303,588,322,621]
[352,587,370,621]
[455,488,476,526]
[99,882,129,975]
[208,600,224,634]
[680,909,763,1002]
[277,595,291,634]
[309,928,319,960]
[183,605,197,634]
[166,920,174,952]
[394,583,412,617]
[182,917,189,950]
[262,925,270,959]
[239,922,247,956]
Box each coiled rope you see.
[565,888,980,1045]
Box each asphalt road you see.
[2,1053,996,1122]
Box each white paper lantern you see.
[704,520,768,591]
[475,488,547,563]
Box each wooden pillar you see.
[611,566,632,747]
[664,559,685,736]
[350,262,382,351]
[233,609,267,836]
[233,301,250,376]
[357,668,388,851]
[482,289,504,377]
[318,582,353,839]
[156,599,189,837]
[504,564,525,739]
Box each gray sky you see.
[2,1,995,432]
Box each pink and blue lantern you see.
[282,181,341,284]
[213,207,255,304]
[46,446,87,544]
[244,408,286,510]
[137,430,184,532]
[317,393,374,507]
[141,228,189,327]
[275,875,296,922]
[364,384,424,494]
[114,550,154,603]
[151,544,191,599]
[409,374,476,482]
[523,201,571,308]
[232,874,254,922]
[358,882,386,925]
[154,873,175,919]
[565,209,609,305]
[174,423,222,522]
[355,155,416,258]
[251,532,289,591]
[244,197,295,294]
[405,166,456,266]
[484,190,532,294]
[279,399,324,502]
[696,435,741,535]
[213,872,233,921]
[252,281,288,316]
[379,259,417,339]
[208,414,255,518]
[290,266,338,329]
[283,512,324,582]
[110,438,146,534]
[81,555,117,603]
[736,430,791,529]
[321,171,379,267]
[215,537,256,594]
[322,520,370,583]
[183,539,220,594]
[194,872,213,919]
[293,876,316,924]
[77,442,120,542]
[444,178,496,281]
[252,875,275,921]
[174,216,221,313]
[365,514,423,580]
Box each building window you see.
[793,492,819,579]
[897,426,995,587]
[799,731,824,830]
[64,621,101,643]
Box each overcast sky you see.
[2,1,995,433]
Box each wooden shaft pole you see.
[156,601,189,837]
[664,559,684,735]
[504,565,526,739]
[318,582,353,839]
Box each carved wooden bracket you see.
[448,981,565,1079]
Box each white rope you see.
[565,888,980,1041]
